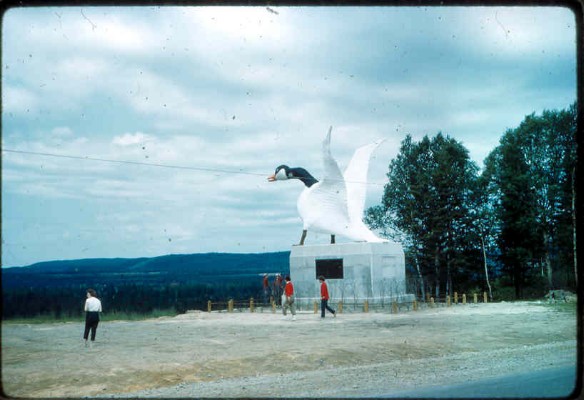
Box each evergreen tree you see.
[483,104,577,296]
[494,132,541,299]
[367,133,479,299]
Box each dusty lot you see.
[1,301,578,398]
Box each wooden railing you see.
[205,291,490,314]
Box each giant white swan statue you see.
[268,127,387,245]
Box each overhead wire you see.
[2,148,266,176]
[1,148,386,186]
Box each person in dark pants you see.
[83,288,102,347]
[318,276,336,318]
[274,273,283,305]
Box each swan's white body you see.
[269,128,387,244]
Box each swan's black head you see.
[268,165,318,188]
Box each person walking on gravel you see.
[319,276,336,318]
[83,288,102,346]
[282,276,296,320]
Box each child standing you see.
[282,276,296,320]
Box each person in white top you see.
[83,288,102,346]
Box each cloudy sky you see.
[1,5,576,267]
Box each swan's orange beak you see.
[267,174,276,182]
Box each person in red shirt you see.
[319,276,336,318]
[282,275,296,320]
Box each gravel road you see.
[2,301,578,398]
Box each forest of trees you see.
[2,281,261,320]
[2,252,290,320]
[365,103,577,301]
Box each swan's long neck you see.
[290,167,318,188]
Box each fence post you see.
[250,298,255,313]
[364,300,369,313]
[447,295,451,307]
[392,301,398,314]
[426,293,431,303]
[413,300,418,311]
[473,293,478,304]
[314,301,318,314]
[207,300,212,313]
[271,299,276,313]
[462,294,467,304]
[338,301,343,314]
[228,299,233,313]
[454,292,458,304]
[484,292,488,303]
[430,297,435,307]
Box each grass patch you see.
[2,308,179,324]
[2,315,77,324]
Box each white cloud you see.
[461,7,576,57]
[81,14,155,53]
[112,132,153,147]
[51,127,74,137]
[183,6,290,47]
[2,85,39,114]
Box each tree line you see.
[2,252,289,320]
[2,280,263,320]
[366,103,577,300]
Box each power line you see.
[1,148,386,186]
[1,148,267,177]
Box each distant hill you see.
[2,252,291,289]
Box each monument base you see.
[289,242,414,306]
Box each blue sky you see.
[1,5,577,267]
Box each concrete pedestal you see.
[290,242,414,306]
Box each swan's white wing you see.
[297,127,350,233]
[321,127,345,189]
[319,127,350,222]
[296,128,387,242]
[343,139,384,225]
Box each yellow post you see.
[473,293,478,303]
[271,299,276,313]
[454,292,458,304]
[250,298,254,313]
[228,299,233,313]
[462,294,467,304]
[484,292,488,303]
[364,300,369,313]
[207,300,212,313]
[447,295,451,307]
[426,293,430,303]
[338,301,343,314]
[314,301,318,314]
[392,301,398,314]
[430,297,435,307]
[413,300,418,311]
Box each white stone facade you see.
[290,242,414,305]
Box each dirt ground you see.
[1,301,579,398]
